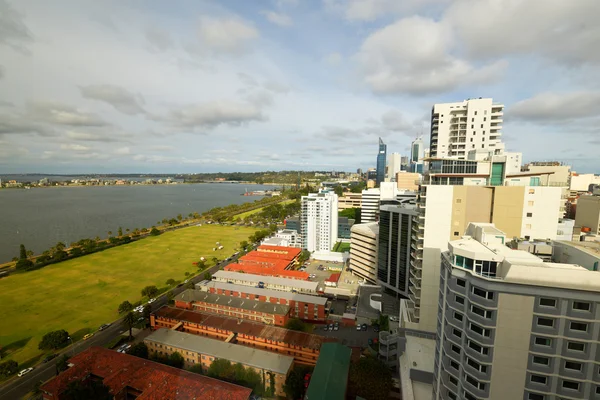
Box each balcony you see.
[409,266,422,279]
[409,276,421,290]
[409,291,420,306]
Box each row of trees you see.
[205,359,272,396]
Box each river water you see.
[0,184,274,263]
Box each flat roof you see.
[213,270,318,291]
[146,329,294,374]
[225,263,309,280]
[399,335,435,400]
[556,240,600,257]
[208,281,327,305]
[305,343,351,400]
[153,306,336,350]
[350,222,379,236]
[175,289,291,315]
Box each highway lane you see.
[0,255,239,400]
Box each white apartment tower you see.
[388,152,402,181]
[430,98,505,159]
[301,191,338,252]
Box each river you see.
[0,184,275,263]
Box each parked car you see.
[328,323,333,331]
[43,354,57,363]
[333,322,339,331]
[361,323,368,331]
[356,325,362,331]
[18,368,34,377]
[98,323,111,331]
[323,325,329,331]
[147,298,156,304]
[304,373,312,388]
[373,324,380,333]
[389,316,399,322]
[83,333,94,340]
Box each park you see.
[0,224,256,368]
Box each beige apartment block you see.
[574,195,600,234]
[396,172,421,191]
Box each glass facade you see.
[429,160,478,174]
[376,137,387,186]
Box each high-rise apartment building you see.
[388,152,402,181]
[430,98,504,159]
[301,191,338,252]
[349,222,379,283]
[361,188,381,223]
[376,137,387,186]
[433,223,600,400]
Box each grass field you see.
[233,199,295,220]
[0,225,256,367]
[333,242,351,252]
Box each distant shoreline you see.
[0,181,284,190]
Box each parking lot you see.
[299,259,361,294]
[316,324,380,348]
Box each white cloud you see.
[65,130,122,142]
[114,146,131,155]
[261,11,293,27]
[0,0,34,52]
[28,101,108,127]
[61,143,91,151]
[510,91,600,122]
[324,52,343,66]
[144,25,173,52]
[79,84,145,115]
[160,100,267,129]
[197,17,259,54]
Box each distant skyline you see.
[0,0,599,174]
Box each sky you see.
[0,0,599,174]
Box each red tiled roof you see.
[225,263,309,280]
[238,255,291,270]
[41,346,251,400]
[256,245,301,260]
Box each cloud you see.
[60,143,91,152]
[79,84,145,115]
[145,25,173,51]
[324,52,342,66]
[0,64,4,79]
[356,16,505,95]
[0,0,34,52]
[325,0,449,21]
[380,110,412,132]
[0,113,51,136]
[28,101,108,127]
[510,91,600,122]
[261,11,293,27]
[114,146,131,155]
[160,100,266,129]
[0,100,14,107]
[197,17,259,54]
[65,130,122,142]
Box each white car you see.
[18,368,33,377]
[147,298,156,304]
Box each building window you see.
[530,375,547,384]
[525,224,532,229]
[474,111,478,116]
[451,344,461,355]
[526,212,533,217]
[472,287,493,300]
[453,328,462,338]
[471,305,492,319]
[565,361,582,371]
[464,391,477,400]
[456,278,466,287]
[567,341,585,352]
[467,357,487,373]
[562,380,579,391]
[533,356,549,366]
[537,317,554,327]
[466,374,485,390]
[570,322,588,332]
[455,295,465,305]
[449,375,458,386]
[573,301,590,311]
[529,189,535,194]
[454,312,463,322]
[534,337,552,346]
[448,391,457,400]
[528,394,544,400]
[450,360,459,370]
[469,323,490,337]
[468,340,488,355]
[528,201,534,206]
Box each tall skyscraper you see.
[433,222,600,400]
[411,137,424,163]
[376,137,387,186]
[387,152,401,181]
[429,98,504,159]
[300,191,338,252]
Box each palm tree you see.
[123,311,136,339]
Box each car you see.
[389,316,399,322]
[18,368,34,377]
[117,344,131,353]
[328,323,333,331]
[373,325,380,333]
[83,333,94,340]
[184,279,189,283]
[356,325,362,331]
[323,325,329,331]
[98,323,111,331]
[43,354,57,363]
[368,338,373,345]
[333,324,339,331]
[361,323,368,331]
[147,298,156,304]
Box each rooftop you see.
[175,289,291,315]
[207,281,327,305]
[146,329,294,374]
[255,245,301,260]
[225,262,309,280]
[556,239,600,258]
[212,270,318,291]
[305,343,352,400]
[350,222,379,236]
[153,306,335,350]
[399,335,435,400]
[40,346,251,400]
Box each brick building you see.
[145,329,293,396]
[40,346,251,400]
[204,281,328,322]
[225,245,309,280]
[151,306,336,365]
[174,289,291,326]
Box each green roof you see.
[305,343,351,400]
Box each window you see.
[562,380,579,391]
[481,144,484,148]
[528,394,544,400]
[565,361,582,371]
[528,201,534,206]
[570,322,588,332]
[596,387,600,395]
[455,295,465,305]
[469,323,490,337]
[537,317,554,327]
[449,375,458,386]
[529,189,535,194]
[471,124,474,128]
[472,287,493,300]
[450,360,459,370]
[456,278,466,287]
[533,356,549,366]
[453,328,462,338]
[448,391,457,400]
[526,212,533,217]
[530,375,547,384]
[453,231,460,236]
[480,124,483,128]
[525,224,532,229]
[573,301,590,311]
[471,305,492,319]
[451,344,461,355]
[467,357,487,373]
[474,111,478,115]
[464,391,477,400]
[567,341,585,352]
[468,340,489,355]
[483,117,486,121]
[466,374,485,390]
[454,312,463,322]
[535,337,552,346]
[470,138,473,142]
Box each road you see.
[0,255,238,400]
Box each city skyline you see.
[0,0,599,174]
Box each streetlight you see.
[67,336,74,356]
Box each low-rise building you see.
[552,240,600,271]
[145,328,294,397]
[305,343,352,400]
[151,306,335,365]
[349,222,379,283]
[338,192,362,211]
[40,346,251,400]
[211,270,319,294]
[174,290,291,326]
[204,281,327,322]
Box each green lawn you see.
[233,199,295,220]
[0,225,256,367]
[333,242,351,252]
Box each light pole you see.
[67,336,74,356]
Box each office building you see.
[430,98,504,159]
[396,172,421,191]
[210,270,319,294]
[377,204,419,297]
[337,192,362,211]
[574,195,600,234]
[301,191,338,252]
[349,222,379,283]
[433,222,600,400]
[285,216,300,233]
[412,137,425,163]
[376,137,387,186]
[40,346,252,400]
[338,217,355,239]
[145,329,293,397]
[388,152,402,181]
[361,182,406,223]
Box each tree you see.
[197,260,207,270]
[31,380,43,400]
[334,185,344,197]
[167,291,175,304]
[168,352,184,368]
[186,281,194,289]
[150,227,160,236]
[177,214,183,221]
[39,330,69,350]
[0,360,18,377]
[207,358,234,380]
[15,244,34,270]
[284,318,307,332]
[141,285,158,298]
[284,366,312,400]
[165,279,176,286]
[204,272,212,280]
[118,300,133,314]
[239,240,249,251]
[56,354,69,373]
[298,250,311,264]
[123,312,136,339]
[142,304,152,321]
[62,380,112,400]
[118,227,123,237]
[128,342,148,359]
[348,356,392,400]
[188,364,204,375]
[107,231,112,237]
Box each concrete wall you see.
[492,186,525,239]
[575,195,600,234]
[552,241,600,271]
[451,186,493,241]
[520,187,562,240]
[570,173,600,192]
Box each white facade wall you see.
[570,173,600,192]
[430,98,504,159]
[361,188,380,222]
[388,152,401,181]
[349,223,379,283]
[520,186,562,240]
[301,192,338,252]
[556,219,575,241]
